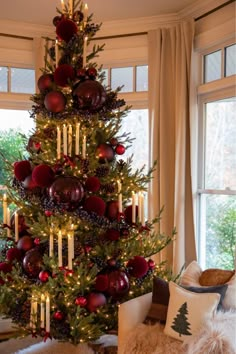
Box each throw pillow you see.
[164,281,220,342]
[179,261,202,287]
[144,277,170,324]
[199,269,235,286]
[182,284,228,310]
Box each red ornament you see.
[76,68,86,80]
[27,135,41,153]
[148,259,155,270]
[45,210,53,217]
[53,15,62,26]
[110,137,118,146]
[39,270,50,282]
[106,201,119,220]
[49,176,84,210]
[22,174,38,190]
[14,160,32,181]
[95,274,109,292]
[34,238,40,246]
[86,67,97,79]
[56,19,78,43]
[85,176,100,192]
[75,296,87,307]
[124,205,138,224]
[23,249,43,278]
[54,64,75,87]
[53,310,64,321]
[10,212,29,237]
[32,164,55,188]
[37,74,54,92]
[0,262,12,273]
[6,247,22,262]
[107,270,130,299]
[86,292,106,313]
[105,229,120,241]
[44,91,66,113]
[127,256,149,278]
[73,10,84,22]
[83,196,106,216]
[17,235,34,252]
[120,228,129,238]
[96,143,115,164]
[72,79,107,111]
[115,144,125,155]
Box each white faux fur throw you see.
[123,311,236,354]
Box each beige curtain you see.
[33,37,47,92]
[148,21,196,274]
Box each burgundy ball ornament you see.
[10,212,29,237]
[53,310,64,321]
[44,91,66,113]
[73,10,84,22]
[107,270,130,299]
[86,292,107,313]
[22,174,38,190]
[39,270,50,282]
[32,164,55,188]
[85,176,100,192]
[95,274,109,292]
[124,205,138,224]
[45,210,53,217]
[75,296,87,307]
[6,247,22,262]
[127,256,149,278]
[17,235,34,252]
[37,73,54,92]
[96,143,115,164]
[115,144,125,155]
[27,135,41,153]
[72,79,107,111]
[14,160,32,181]
[56,19,78,43]
[106,200,119,221]
[110,137,118,146]
[54,64,75,87]
[53,15,62,26]
[148,259,155,270]
[23,249,43,278]
[83,196,106,216]
[76,68,86,80]
[49,176,84,210]
[0,262,12,273]
[105,229,120,241]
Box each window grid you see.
[0,66,35,94]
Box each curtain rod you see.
[0,0,234,41]
[195,0,235,21]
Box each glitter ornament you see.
[96,143,115,164]
[23,249,43,278]
[127,256,149,278]
[17,235,34,253]
[54,64,75,87]
[72,79,106,111]
[83,196,106,216]
[56,19,78,43]
[14,160,32,182]
[32,164,55,188]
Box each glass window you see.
[0,67,8,92]
[225,44,236,77]
[204,50,221,83]
[136,65,148,92]
[204,98,236,190]
[11,68,35,94]
[111,67,133,92]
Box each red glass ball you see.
[127,256,149,278]
[44,91,66,113]
[106,200,119,221]
[72,79,106,111]
[23,249,43,278]
[49,176,84,210]
[37,74,54,92]
[17,235,34,252]
[148,259,155,270]
[95,274,109,292]
[124,205,138,224]
[86,292,106,313]
[39,270,50,282]
[115,144,125,155]
[75,296,87,307]
[77,68,87,79]
[53,15,62,27]
[107,270,130,299]
[54,64,75,87]
[56,19,78,43]
[86,67,97,79]
[96,143,115,164]
[53,310,64,320]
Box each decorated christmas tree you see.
[0,0,174,345]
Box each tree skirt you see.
[0,335,117,354]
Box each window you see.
[197,43,236,270]
[0,66,35,94]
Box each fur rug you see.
[123,311,236,354]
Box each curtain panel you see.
[148,21,196,274]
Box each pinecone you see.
[101,183,115,194]
[116,160,126,171]
[95,166,110,177]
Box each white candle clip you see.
[15,212,19,242]
[3,193,7,224]
[83,36,88,68]
[58,230,63,267]
[40,294,45,328]
[82,135,86,159]
[46,295,50,333]
[131,191,136,223]
[68,125,73,157]
[63,124,68,156]
[75,123,80,155]
[57,126,61,160]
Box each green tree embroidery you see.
[171,302,192,337]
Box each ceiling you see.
[1,0,200,27]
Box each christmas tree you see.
[171,302,192,337]
[0,0,174,345]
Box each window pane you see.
[199,194,236,270]
[0,67,8,92]
[136,65,148,92]
[204,50,221,83]
[225,44,236,77]
[0,109,35,187]
[11,68,35,93]
[111,67,133,92]
[204,98,236,190]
